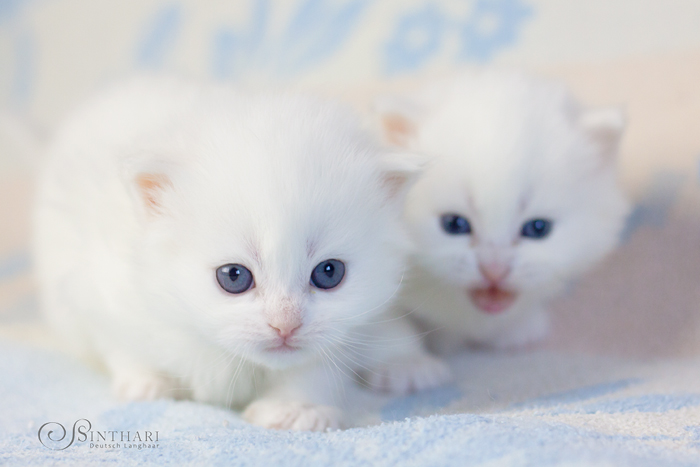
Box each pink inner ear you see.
[135,173,171,211]
[383,173,408,199]
[382,113,416,147]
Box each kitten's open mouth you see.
[469,286,517,314]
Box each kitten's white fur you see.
[33,77,435,431]
[377,70,630,351]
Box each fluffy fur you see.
[377,70,630,351]
[33,77,443,431]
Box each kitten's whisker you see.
[331,267,407,323]
[317,344,347,400]
[318,351,338,401]
[330,330,425,350]
[225,344,251,409]
[322,343,364,383]
[319,335,385,380]
[324,337,388,366]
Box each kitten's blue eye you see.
[216,264,254,294]
[521,219,553,239]
[310,259,345,290]
[441,214,472,235]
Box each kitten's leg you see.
[243,364,344,432]
[106,353,177,401]
[359,316,453,395]
[487,307,550,350]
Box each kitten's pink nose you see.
[269,322,302,339]
[479,263,511,284]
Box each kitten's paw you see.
[243,399,343,431]
[488,311,550,351]
[112,370,174,401]
[365,353,453,395]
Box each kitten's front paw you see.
[365,353,453,395]
[112,370,174,401]
[243,399,343,431]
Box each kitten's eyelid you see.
[518,215,557,226]
[519,218,554,239]
[215,263,255,294]
[308,276,347,292]
[309,259,346,291]
[211,261,252,271]
[440,213,472,235]
[215,280,257,295]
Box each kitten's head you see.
[127,92,420,369]
[377,71,629,314]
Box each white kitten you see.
[33,76,430,431]
[377,70,630,352]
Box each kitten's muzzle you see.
[268,322,302,340]
[266,321,303,353]
[469,262,517,313]
[468,286,517,314]
[478,262,511,284]
[264,299,303,348]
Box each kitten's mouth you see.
[469,286,517,314]
[267,343,301,354]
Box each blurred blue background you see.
[2,0,700,126]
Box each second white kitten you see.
[377,70,630,352]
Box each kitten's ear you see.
[579,107,626,161]
[134,172,173,215]
[123,157,177,218]
[374,96,427,148]
[379,151,427,202]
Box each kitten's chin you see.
[247,344,315,369]
[468,286,518,314]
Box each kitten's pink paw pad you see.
[366,354,453,395]
[112,372,173,401]
[243,400,343,431]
